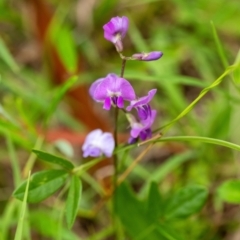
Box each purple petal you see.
[89,78,104,98]
[130,123,143,138]
[103,16,129,43]
[82,129,114,158]
[128,137,137,144]
[82,129,102,151]
[132,51,163,61]
[120,16,129,38]
[83,146,101,158]
[139,129,152,141]
[129,110,157,140]
[99,133,115,157]
[137,105,150,120]
[141,109,157,128]
[93,74,135,101]
[127,89,157,111]
[103,97,111,110]
[119,78,136,101]
[117,96,124,108]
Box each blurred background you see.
[1,0,240,239]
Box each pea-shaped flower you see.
[128,110,157,144]
[103,16,129,52]
[89,73,136,110]
[127,89,157,120]
[82,129,114,158]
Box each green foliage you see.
[30,210,79,240]
[1,0,240,239]
[44,75,78,124]
[13,170,68,203]
[115,182,207,239]
[65,175,82,229]
[218,180,240,203]
[165,185,208,219]
[14,172,31,240]
[33,149,74,170]
[0,37,20,73]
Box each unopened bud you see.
[132,51,163,61]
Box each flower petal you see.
[99,133,115,157]
[142,109,157,128]
[103,97,111,110]
[127,89,157,111]
[89,78,104,98]
[117,96,124,108]
[82,129,102,151]
[93,74,135,102]
[103,16,129,42]
[83,146,101,158]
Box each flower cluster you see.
[82,16,163,158]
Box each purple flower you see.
[128,110,157,143]
[90,73,136,110]
[126,89,157,120]
[82,129,114,158]
[103,16,129,52]
[132,51,163,61]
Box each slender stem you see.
[120,59,126,78]
[113,58,127,191]
[113,107,119,192]
[117,143,154,185]
[112,58,127,231]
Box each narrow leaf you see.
[218,180,240,203]
[13,170,68,203]
[165,184,208,219]
[14,171,31,240]
[65,175,82,229]
[33,149,74,170]
[211,21,228,69]
[0,37,20,73]
[146,182,163,221]
[155,136,240,152]
[45,75,78,124]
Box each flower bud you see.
[132,51,163,61]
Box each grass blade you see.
[155,136,240,152]
[14,171,31,240]
[0,37,20,73]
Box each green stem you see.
[154,66,234,133]
[113,107,119,192]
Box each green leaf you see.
[0,37,20,73]
[48,15,78,73]
[211,21,228,69]
[30,210,80,240]
[45,75,78,124]
[115,183,178,240]
[156,223,184,240]
[115,183,146,239]
[165,185,208,219]
[154,136,240,152]
[14,171,31,240]
[65,175,82,229]
[218,180,240,203]
[146,182,163,221]
[13,170,68,203]
[33,149,74,170]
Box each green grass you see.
[1,0,240,239]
